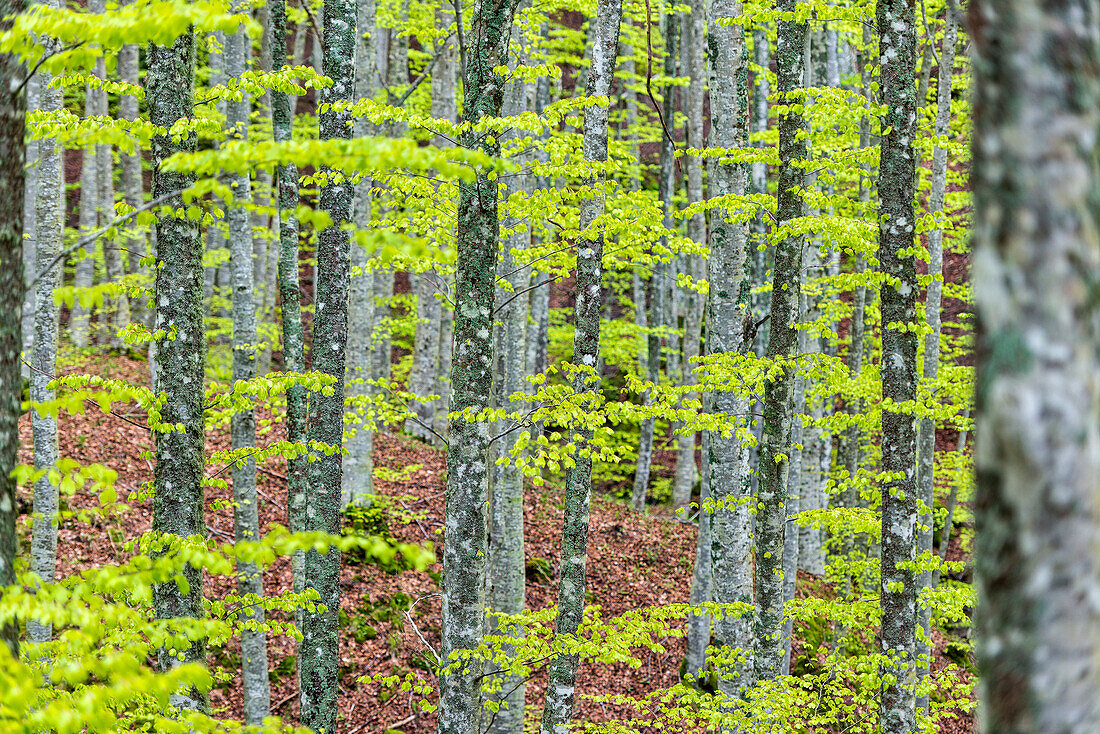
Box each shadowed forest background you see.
[0,0,1094,732]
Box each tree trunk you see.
[271,0,310,672]
[876,0,918,729]
[754,0,805,685]
[437,4,523,734]
[0,0,26,657]
[148,28,207,713]
[539,1,620,731]
[971,0,1100,730]
[485,23,531,734]
[299,0,355,728]
[672,0,706,515]
[342,0,378,509]
[28,30,62,648]
[916,3,957,715]
[225,16,271,723]
[705,0,754,698]
[119,26,147,328]
[20,73,35,368]
[71,86,97,347]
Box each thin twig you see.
[15,42,86,96]
[29,187,186,288]
[642,0,681,174]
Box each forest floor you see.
[14,354,974,733]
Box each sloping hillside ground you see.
[14,355,973,733]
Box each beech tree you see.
[438,3,523,734]
[876,0,918,729]
[299,0,356,729]
[148,26,207,713]
[0,0,26,660]
[973,0,1100,730]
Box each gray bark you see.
[539,2,621,730]
[148,28,208,713]
[916,3,957,716]
[342,0,377,508]
[430,2,458,450]
[299,0,356,728]
[705,0,754,698]
[971,1,1100,731]
[0,0,26,657]
[755,0,805,685]
[119,29,147,327]
[226,17,271,723]
[28,42,61,648]
[876,0,918,729]
[270,0,310,665]
[485,26,531,734]
[672,0,706,514]
[405,269,442,440]
[438,4,523,734]
[71,82,97,347]
[20,73,35,368]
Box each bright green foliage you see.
[1,0,978,730]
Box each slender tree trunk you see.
[342,0,377,508]
[485,23,531,734]
[92,11,125,346]
[207,32,228,313]
[972,1,1100,730]
[754,0,805,685]
[632,10,675,514]
[406,14,453,441]
[28,36,62,648]
[20,74,35,367]
[405,268,442,440]
[148,28,207,713]
[71,89,97,347]
[0,0,26,658]
[225,15,271,723]
[299,0,355,728]
[119,28,147,328]
[672,0,706,514]
[429,0,457,452]
[704,0,754,698]
[539,2,621,731]
[934,412,967,583]
[915,3,957,715]
[271,0,310,673]
[437,4,523,734]
[876,0,918,729]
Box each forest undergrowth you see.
[15,353,975,734]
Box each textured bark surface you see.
[438,4,521,734]
[300,0,355,729]
[972,2,1100,732]
[119,25,147,327]
[29,40,61,647]
[71,76,97,348]
[485,37,531,734]
[875,0,918,729]
[539,2,620,731]
[916,3,956,715]
[0,0,26,657]
[20,74,35,366]
[342,0,377,509]
[225,17,270,724]
[148,29,207,713]
[270,0,311,684]
[672,0,706,514]
[754,0,805,685]
[704,0,754,698]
